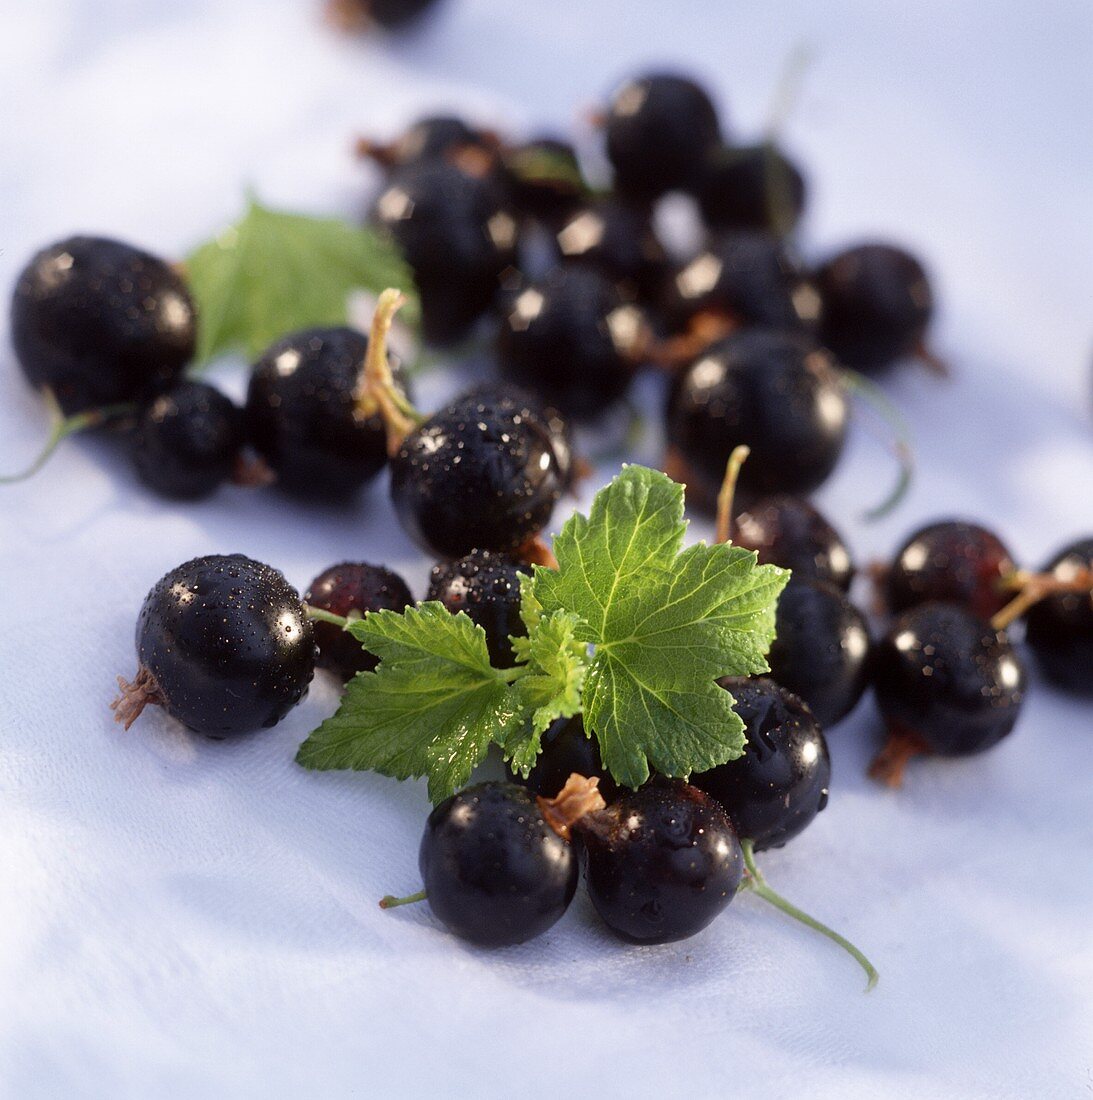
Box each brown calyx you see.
[231,452,277,488]
[110,667,164,730]
[647,312,738,373]
[516,534,559,570]
[325,0,370,32]
[914,339,950,379]
[866,560,891,617]
[867,725,930,788]
[537,774,607,841]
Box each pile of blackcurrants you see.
[5,66,1090,977]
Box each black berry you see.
[10,236,196,415]
[508,715,615,801]
[418,782,578,946]
[503,137,588,225]
[1024,539,1093,696]
[305,562,414,680]
[695,142,807,236]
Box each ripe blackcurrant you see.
[604,72,721,201]
[497,266,643,419]
[870,603,1026,785]
[695,142,807,236]
[1024,538,1093,695]
[733,494,854,591]
[503,137,588,225]
[245,326,401,501]
[418,782,578,946]
[692,677,829,851]
[766,578,871,728]
[112,555,315,737]
[390,389,564,559]
[305,562,414,681]
[427,550,529,667]
[577,782,743,944]
[815,243,934,373]
[553,199,668,301]
[360,115,494,171]
[661,231,820,335]
[884,520,1016,621]
[508,715,615,801]
[130,381,244,500]
[372,160,518,344]
[665,329,849,506]
[10,236,196,415]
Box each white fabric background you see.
[1,2,1091,1097]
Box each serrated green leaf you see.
[185,197,419,363]
[503,610,589,775]
[527,465,789,789]
[295,604,517,803]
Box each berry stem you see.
[867,724,929,788]
[837,368,914,520]
[379,889,427,909]
[764,43,814,139]
[305,605,352,630]
[355,288,425,456]
[991,568,1093,631]
[739,839,878,991]
[0,391,134,484]
[714,445,750,545]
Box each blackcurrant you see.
[390,389,564,558]
[503,137,588,225]
[10,236,196,415]
[553,199,668,301]
[497,266,643,419]
[361,115,493,171]
[665,329,849,506]
[112,555,315,737]
[870,603,1026,784]
[692,678,829,851]
[766,578,871,728]
[815,243,934,373]
[604,72,721,201]
[884,520,1016,621]
[418,782,578,946]
[305,562,414,681]
[334,0,442,30]
[661,231,820,335]
[245,326,401,501]
[508,715,615,801]
[577,782,743,944]
[372,160,518,344]
[427,549,529,667]
[733,494,854,591]
[130,381,244,501]
[1025,538,1093,695]
[695,142,807,236]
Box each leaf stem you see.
[379,889,427,910]
[740,839,879,991]
[714,444,750,545]
[0,392,134,484]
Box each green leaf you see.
[184,196,419,363]
[505,610,589,776]
[527,465,789,789]
[295,604,518,803]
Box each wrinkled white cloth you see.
[1,2,1091,1097]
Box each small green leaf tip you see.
[184,197,419,363]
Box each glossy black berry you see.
[553,199,668,301]
[245,326,401,501]
[498,266,642,418]
[733,495,854,591]
[130,381,244,500]
[504,137,588,225]
[692,678,829,851]
[766,578,871,728]
[427,550,529,667]
[305,562,414,680]
[372,160,518,344]
[419,782,578,946]
[695,142,807,235]
[885,520,1015,621]
[390,390,564,558]
[115,554,315,737]
[577,782,743,944]
[661,231,820,335]
[1025,538,1093,696]
[816,243,933,373]
[873,603,1026,757]
[508,715,615,801]
[10,236,196,415]
[665,329,849,506]
[604,72,721,201]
